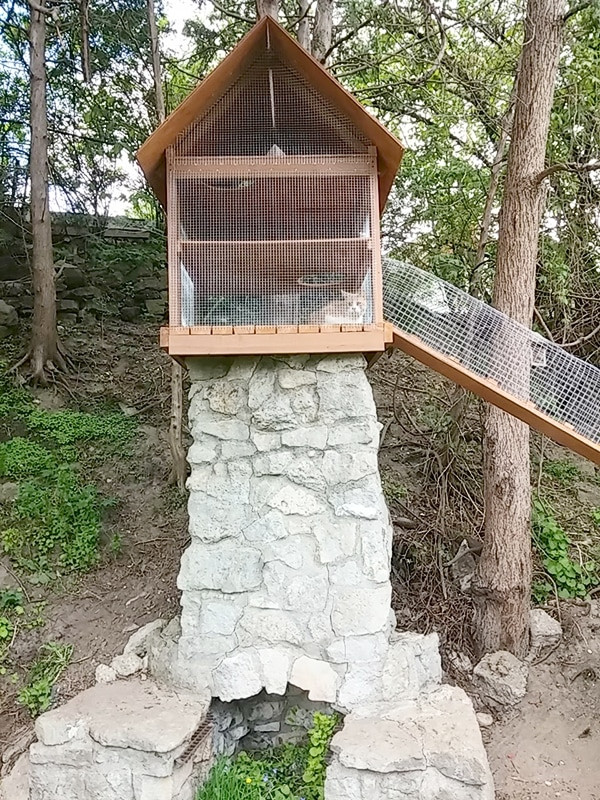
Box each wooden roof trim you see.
[389,324,600,465]
[137,16,404,210]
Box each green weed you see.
[25,408,136,448]
[197,712,338,800]
[17,642,73,717]
[542,459,581,484]
[382,476,408,504]
[3,468,102,572]
[532,499,598,600]
[0,439,55,480]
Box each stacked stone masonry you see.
[26,679,211,800]
[153,354,440,711]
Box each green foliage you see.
[0,439,55,480]
[302,712,338,799]
[197,712,338,800]
[25,408,136,448]
[4,468,102,572]
[17,642,73,717]
[381,476,408,504]
[532,500,598,600]
[542,459,581,484]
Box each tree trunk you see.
[146,0,187,492]
[256,0,278,19]
[297,0,311,50]
[147,0,165,123]
[473,0,566,659]
[28,1,64,383]
[312,0,333,62]
[79,0,91,82]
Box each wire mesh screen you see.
[174,170,376,328]
[383,257,600,444]
[173,49,370,159]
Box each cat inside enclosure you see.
[308,289,367,325]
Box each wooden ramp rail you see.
[389,324,600,466]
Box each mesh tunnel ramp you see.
[382,257,600,465]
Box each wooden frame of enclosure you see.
[390,326,600,465]
[137,15,404,357]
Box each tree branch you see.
[535,161,600,184]
[564,0,592,21]
[211,0,254,25]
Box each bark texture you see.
[147,0,165,123]
[297,0,311,50]
[256,0,278,19]
[28,1,64,382]
[312,0,333,62]
[473,0,566,658]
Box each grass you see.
[17,642,73,716]
[542,459,581,484]
[0,367,136,575]
[198,712,337,800]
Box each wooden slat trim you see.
[319,324,342,333]
[166,329,387,356]
[190,326,212,335]
[389,325,600,465]
[277,325,299,334]
[233,325,255,334]
[212,325,233,335]
[172,156,376,177]
[255,325,277,334]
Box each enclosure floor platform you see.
[389,325,600,465]
[160,324,392,356]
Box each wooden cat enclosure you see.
[137,16,403,356]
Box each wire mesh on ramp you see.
[382,257,600,448]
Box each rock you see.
[530,609,562,652]
[94,664,116,684]
[145,298,166,316]
[446,649,473,676]
[476,712,494,728]
[60,263,85,288]
[281,426,328,449]
[110,652,144,677]
[124,619,165,658]
[290,655,340,702]
[0,299,17,328]
[120,306,139,322]
[277,369,316,388]
[35,678,210,752]
[473,650,528,708]
[212,651,263,701]
[0,752,29,800]
[0,483,19,504]
[450,539,477,593]
[57,299,79,312]
[178,540,262,593]
[326,685,493,800]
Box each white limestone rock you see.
[221,440,256,459]
[191,413,249,441]
[251,431,281,451]
[212,651,263,701]
[331,584,392,636]
[266,485,327,516]
[313,518,357,564]
[281,426,328,449]
[473,650,528,708]
[530,608,562,652]
[111,652,144,678]
[95,664,117,684]
[290,655,340,702]
[257,648,293,695]
[177,540,262,593]
[322,451,377,485]
[243,511,288,544]
[183,593,246,636]
[237,608,306,647]
[124,619,165,657]
[277,368,317,388]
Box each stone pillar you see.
[160,354,441,709]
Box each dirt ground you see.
[485,601,600,800]
[1,329,600,800]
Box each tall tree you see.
[256,0,278,18]
[145,0,186,491]
[27,0,66,382]
[473,0,567,657]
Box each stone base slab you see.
[325,685,494,800]
[28,679,211,800]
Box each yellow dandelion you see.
[245,777,252,784]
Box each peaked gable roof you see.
[137,16,404,211]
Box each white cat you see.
[310,290,367,325]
